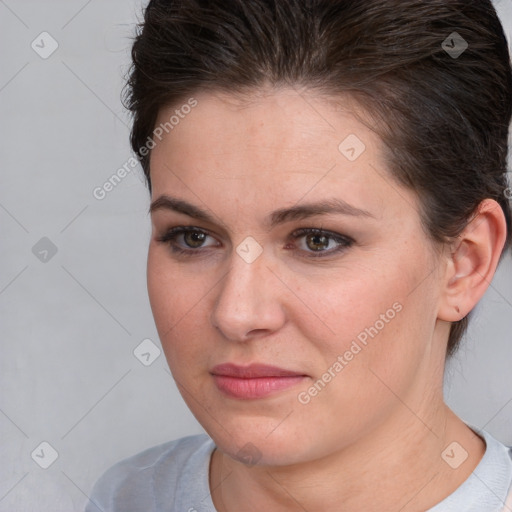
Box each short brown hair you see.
[125,0,512,356]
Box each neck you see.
[210,404,485,512]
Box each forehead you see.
[153,87,371,151]
[148,87,418,228]
[152,88,376,176]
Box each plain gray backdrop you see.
[1,1,511,510]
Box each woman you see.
[85,0,512,510]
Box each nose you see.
[210,247,287,342]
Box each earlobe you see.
[438,198,507,322]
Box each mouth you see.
[210,363,308,399]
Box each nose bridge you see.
[225,253,260,304]
[211,244,284,340]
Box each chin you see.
[204,416,314,467]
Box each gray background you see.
[0,1,511,510]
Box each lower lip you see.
[212,375,306,399]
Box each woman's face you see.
[147,87,448,465]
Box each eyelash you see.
[155,226,354,259]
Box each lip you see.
[211,363,307,399]
[211,363,305,378]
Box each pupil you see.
[307,234,328,251]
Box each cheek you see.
[146,246,214,367]
[295,255,426,388]
[147,248,174,333]
[293,263,400,355]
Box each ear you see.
[438,198,508,322]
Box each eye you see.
[156,225,354,259]
[156,226,219,255]
[289,227,353,258]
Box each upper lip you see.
[211,363,306,378]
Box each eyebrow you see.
[149,195,376,229]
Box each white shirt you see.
[85,425,512,511]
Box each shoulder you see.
[428,426,512,511]
[84,434,215,512]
